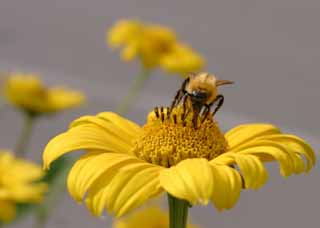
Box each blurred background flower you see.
[160,43,205,75]
[0,150,47,223]
[3,73,85,115]
[1,72,85,160]
[108,19,204,75]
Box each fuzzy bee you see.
[170,72,234,127]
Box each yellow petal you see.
[234,154,268,189]
[0,152,44,182]
[67,152,145,202]
[85,158,163,217]
[160,159,213,205]
[225,124,281,150]
[211,153,268,190]
[121,45,138,61]
[43,123,132,169]
[210,164,242,211]
[105,165,163,217]
[98,112,142,136]
[256,134,316,172]
[9,160,45,182]
[238,143,294,176]
[160,43,205,75]
[70,112,142,139]
[107,19,142,47]
[226,132,316,175]
[48,86,85,112]
[6,183,47,202]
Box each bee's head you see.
[186,72,234,104]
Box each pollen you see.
[132,106,228,167]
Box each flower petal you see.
[70,112,142,140]
[211,153,268,190]
[48,86,85,112]
[6,183,47,202]
[106,165,163,217]
[160,159,213,205]
[224,133,316,175]
[0,152,44,182]
[239,143,295,176]
[84,158,163,217]
[256,134,316,172]
[234,154,268,189]
[225,124,281,150]
[43,123,132,169]
[210,164,242,211]
[67,152,143,202]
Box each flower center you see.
[132,106,228,167]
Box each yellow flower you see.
[0,151,47,222]
[107,19,205,74]
[113,206,198,228]
[43,106,316,218]
[160,43,205,75]
[3,73,85,115]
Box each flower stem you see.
[34,157,74,228]
[15,112,36,157]
[116,67,151,115]
[168,194,189,228]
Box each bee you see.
[170,72,234,127]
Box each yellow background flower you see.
[43,108,315,218]
[3,73,85,115]
[160,43,204,75]
[0,151,47,222]
[107,19,205,75]
[113,206,198,228]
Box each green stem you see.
[116,67,151,115]
[168,194,189,228]
[15,112,36,157]
[34,157,73,228]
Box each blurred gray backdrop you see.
[0,0,319,227]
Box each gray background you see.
[0,0,319,227]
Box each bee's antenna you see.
[216,80,234,86]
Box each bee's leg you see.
[181,95,186,120]
[211,95,224,117]
[166,106,171,119]
[181,95,191,121]
[170,89,183,110]
[201,105,211,124]
[191,103,202,128]
[170,78,190,112]
[192,110,200,128]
